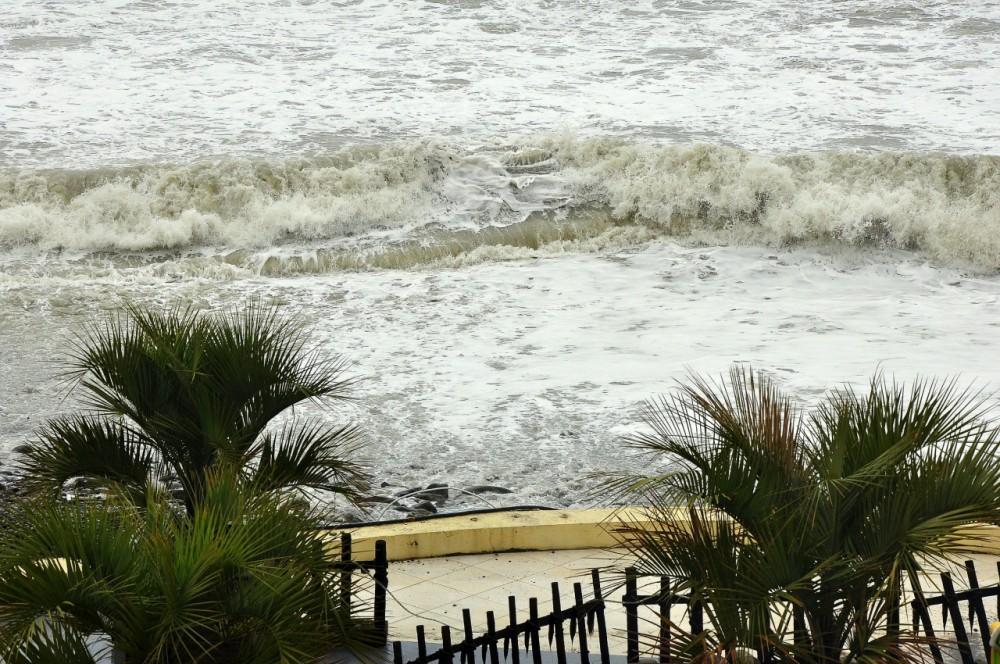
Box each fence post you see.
[487,611,501,664]
[658,577,671,664]
[509,596,521,664]
[690,596,704,636]
[887,575,900,652]
[574,582,591,664]
[591,570,612,664]
[418,625,428,662]
[441,626,454,664]
[529,598,543,664]
[463,608,475,664]
[394,641,405,664]
[913,597,944,664]
[625,568,639,664]
[340,532,353,611]
[964,560,992,656]
[374,539,389,644]
[552,582,568,664]
[942,572,975,664]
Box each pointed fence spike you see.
[658,576,671,664]
[552,582,567,664]
[442,626,454,664]
[527,597,538,652]
[529,597,543,664]
[964,560,992,657]
[483,612,491,664]
[915,599,944,664]
[507,596,518,664]
[574,581,591,664]
[463,608,475,664]
[418,625,428,661]
[591,569,612,664]
[487,611,501,664]
[625,567,640,664]
[941,572,975,664]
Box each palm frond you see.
[16,416,156,500]
[248,422,369,502]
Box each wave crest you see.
[2,137,999,270]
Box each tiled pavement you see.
[374,550,1000,656]
[384,549,633,653]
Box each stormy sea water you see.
[2,0,999,515]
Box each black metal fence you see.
[910,560,1000,664]
[386,559,998,664]
[335,533,390,645]
[391,570,613,664]
[623,560,1000,664]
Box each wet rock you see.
[12,445,31,455]
[414,500,437,513]
[393,500,438,516]
[65,477,93,490]
[394,486,423,498]
[467,485,513,495]
[419,483,449,502]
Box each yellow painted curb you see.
[329,508,1000,562]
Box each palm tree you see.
[606,366,1000,663]
[0,470,372,663]
[17,302,368,513]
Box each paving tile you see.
[472,580,555,608]
[391,582,477,612]
[473,553,561,580]
[384,570,434,593]
[394,556,477,577]
[388,613,447,641]
[425,593,504,629]
[431,567,517,595]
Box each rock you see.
[419,483,449,502]
[467,485,514,495]
[393,501,438,516]
[414,500,437,513]
[12,445,31,455]
[65,477,92,490]
[394,486,423,498]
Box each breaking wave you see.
[2,137,999,272]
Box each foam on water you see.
[3,0,1000,164]
[3,243,1000,510]
[2,139,999,272]
[3,0,1000,507]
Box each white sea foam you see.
[3,0,999,165]
[3,0,1000,507]
[2,139,999,270]
[3,243,1000,509]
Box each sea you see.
[2,0,999,515]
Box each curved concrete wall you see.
[330,508,1000,562]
